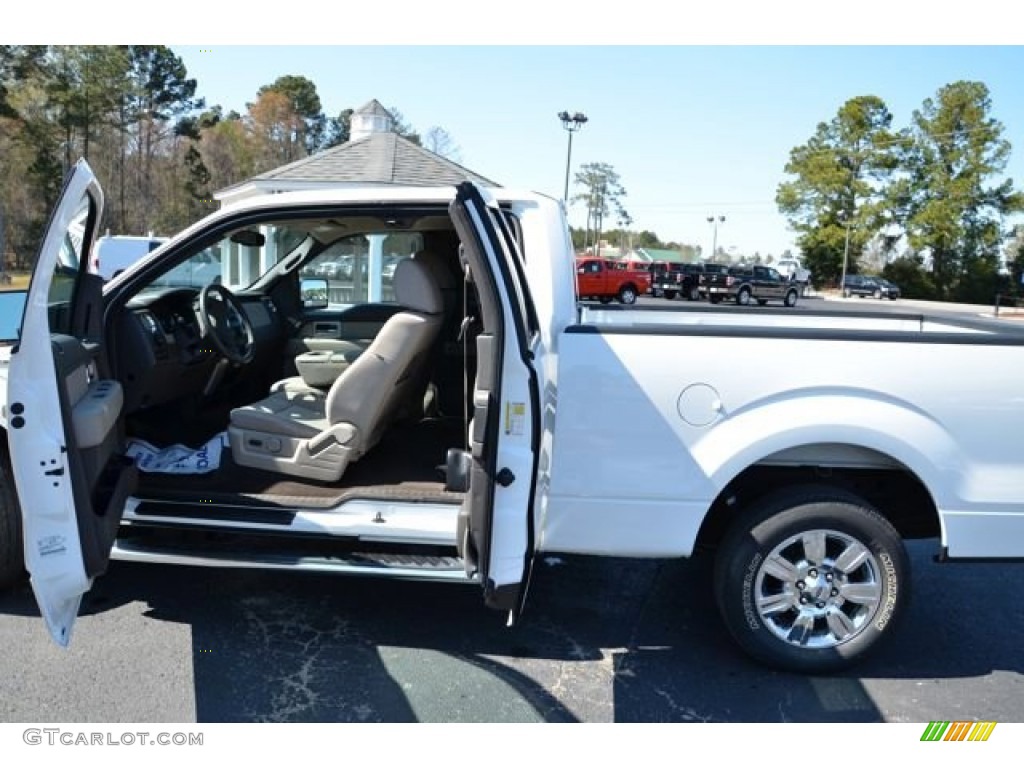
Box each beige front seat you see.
[228,258,443,482]
[271,249,452,397]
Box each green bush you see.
[881,258,936,299]
[952,258,1004,305]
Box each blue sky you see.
[17,4,1024,259]
[172,45,1024,258]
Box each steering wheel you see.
[197,283,255,365]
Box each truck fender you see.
[689,390,960,515]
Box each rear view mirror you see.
[231,229,266,248]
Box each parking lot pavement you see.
[2,539,1024,722]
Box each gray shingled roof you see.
[249,132,499,187]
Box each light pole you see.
[707,215,725,262]
[840,219,852,295]
[558,111,588,202]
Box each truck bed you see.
[580,304,1020,338]
[543,304,1024,560]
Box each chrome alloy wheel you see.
[753,529,883,649]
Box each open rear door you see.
[450,183,541,619]
[8,159,136,645]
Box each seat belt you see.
[458,275,472,452]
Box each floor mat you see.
[135,417,466,508]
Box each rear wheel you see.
[0,441,26,590]
[784,289,798,307]
[663,290,678,300]
[714,485,908,673]
[618,285,637,305]
[737,288,752,306]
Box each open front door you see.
[450,183,541,619]
[8,159,137,646]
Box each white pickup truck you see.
[2,160,1024,674]
[776,257,812,286]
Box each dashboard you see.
[116,288,285,413]
[134,292,207,365]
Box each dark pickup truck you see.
[651,263,704,301]
[705,264,800,307]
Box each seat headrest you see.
[412,249,457,293]
[394,258,443,315]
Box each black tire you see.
[713,485,908,673]
[663,290,678,301]
[618,285,637,305]
[688,285,701,301]
[736,287,752,306]
[0,440,26,591]
[784,289,798,308]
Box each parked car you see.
[644,261,669,297]
[575,257,648,304]
[705,264,800,307]
[776,257,812,286]
[92,235,169,280]
[698,263,729,298]
[841,275,899,300]
[841,275,873,298]
[651,263,704,301]
[873,278,901,300]
[316,261,345,279]
[382,256,404,283]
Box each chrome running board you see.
[110,539,476,584]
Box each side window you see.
[301,232,422,307]
[491,207,540,341]
[47,195,92,334]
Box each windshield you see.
[133,219,426,309]
[136,224,308,295]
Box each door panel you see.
[8,159,136,646]
[450,183,540,617]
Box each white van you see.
[92,234,168,280]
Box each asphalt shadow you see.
[3,538,1022,722]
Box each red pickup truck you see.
[575,258,649,304]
